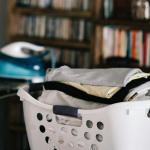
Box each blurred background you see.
[1,0,150,149]
[0,1,7,150]
[0,1,7,48]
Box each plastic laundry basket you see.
[17,85,150,150]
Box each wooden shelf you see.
[12,36,91,49]
[98,64,150,73]
[99,19,150,29]
[14,6,92,18]
[9,124,26,133]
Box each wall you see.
[0,0,7,47]
[0,1,7,149]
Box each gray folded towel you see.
[45,66,142,87]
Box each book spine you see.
[70,50,75,67]
[74,0,78,10]
[81,52,84,68]
[129,31,133,59]
[62,18,66,40]
[102,26,108,59]
[55,18,58,39]
[146,33,150,67]
[84,51,90,68]
[114,28,120,57]
[76,51,81,68]
[78,19,84,41]
[59,0,63,9]
[51,17,55,38]
[63,49,68,64]
[87,0,91,11]
[17,0,92,10]
[124,30,128,58]
[136,31,140,60]
[132,30,136,59]
[139,31,143,66]
[40,15,46,38]
[68,0,72,10]
[65,19,69,40]
[83,0,88,11]
[45,0,51,8]
[31,0,37,7]
[108,28,114,57]
[84,20,91,41]
[19,16,25,35]
[26,16,29,36]
[48,17,52,38]
[143,32,147,66]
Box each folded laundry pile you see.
[29,66,150,127]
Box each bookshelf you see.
[95,0,150,71]
[6,0,150,149]
[14,7,92,18]
[5,0,99,149]
[12,36,91,49]
[7,0,98,68]
[98,19,150,29]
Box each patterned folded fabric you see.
[123,82,150,102]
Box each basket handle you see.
[53,105,81,118]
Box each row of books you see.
[21,46,90,68]
[19,15,91,41]
[16,0,91,10]
[51,48,90,68]
[103,26,150,67]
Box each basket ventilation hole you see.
[78,140,84,147]
[97,122,104,130]
[86,120,93,128]
[96,134,103,142]
[46,114,52,122]
[147,111,150,117]
[49,127,55,134]
[45,137,51,144]
[39,125,45,133]
[58,136,64,144]
[61,127,67,134]
[37,113,43,121]
[68,141,74,148]
[54,145,60,150]
[84,132,91,140]
[91,144,98,150]
[71,129,78,136]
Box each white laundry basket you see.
[17,85,150,150]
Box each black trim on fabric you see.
[44,77,150,104]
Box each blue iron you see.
[0,42,55,83]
